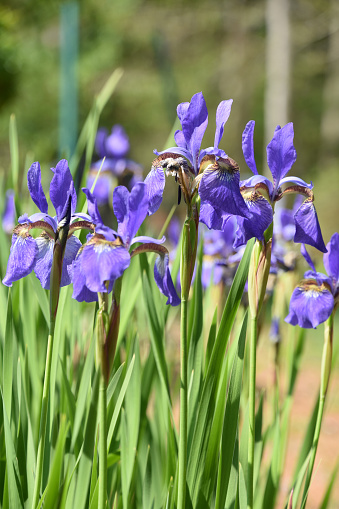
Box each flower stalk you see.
[31,199,71,509]
[178,213,198,509]
[97,277,122,509]
[247,234,272,509]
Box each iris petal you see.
[34,236,54,289]
[294,200,327,253]
[61,235,82,287]
[144,167,166,215]
[199,164,249,218]
[234,194,273,248]
[2,190,16,234]
[267,123,297,195]
[285,284,334,328]
[82,188,104,226]
[154,253,180,306]
[181,92,208,171]
[50,159,77,221]
[242,121,258,175]
[80,242,130,293]
[71,258,98,303]
[323,232,339,284]
[95,127,108,158]
[2,234,38,286]
[27,162,49,213]
[199,202,230,231]
[105,125,129,158]
[114,183,149,246]
[214,99,233,148]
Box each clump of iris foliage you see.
[0,78,338,509]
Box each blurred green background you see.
[0,0,338,243]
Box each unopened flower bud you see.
[248,239,272,317]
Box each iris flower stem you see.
[98,372,107,509]
[301,313,334,509]
[178,295,188,509]
[31,316,56,509]
[247,314,257,509]
[178,214,196,509]
[97,291,109,509]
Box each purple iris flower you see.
[72,182,180,306]
[144,92,248,223]
[87,125,143,206]
[285,233,339,329]
[2,160,93,289]
[238,121,326,252]
[2,190,16,234]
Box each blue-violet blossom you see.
[145,92,249,223]
[236,121,326,252]
[72,182,180,306]
[285,233,339,328]
[2,160,93,289]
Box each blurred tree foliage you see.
[0,0,337,239]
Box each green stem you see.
[98,372,107,509]
[31,317,56,509]
[247,315,257,509]
[178,295,188,509]
[301,313,333,508]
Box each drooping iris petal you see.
[199,161,249,218]
[71,258,98,303]
[285,283,334,329]
[242,121,258,175]
[61,235,82,287]
[144,167,166,215]
[294,200,327,253]
[233,194,273,248]
[105,125,129,158]
[267,123,297,196]
[181,92,208,172]
[80,241,130,293]
[50,159,77,220]
[214,99,233,148]
[199,202,230,231]
[323,232,339,284]
[33,235,54,289]
[27,162,49,213]
[2,234,38,286]
[34,234,81,290]
[154,253,180,306]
